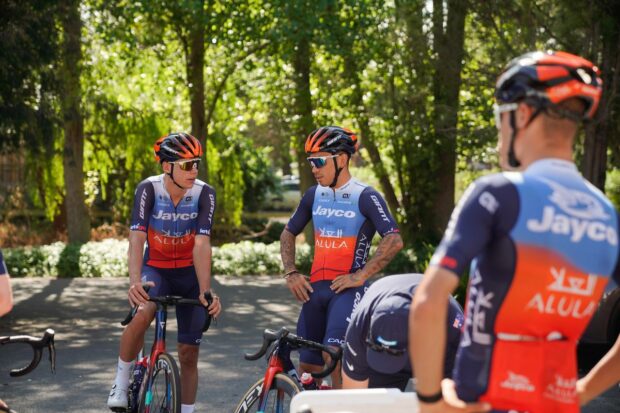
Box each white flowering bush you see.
[4,239,313,277]
[79,239,129,277]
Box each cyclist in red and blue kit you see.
[280,126,403,388]
[410,51,620,413]
[107,132,222,413]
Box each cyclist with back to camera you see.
[342,273,463,391]
[280,126,404,389]
[107,132,222,413]
[0,249,14,411]
[410,51,620,413]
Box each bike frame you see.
[140,302,169,413]
[257,340,301,412]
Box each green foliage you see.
[606,169,620,211]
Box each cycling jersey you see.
[0,250,7,275]
[432,159,620,413]
[343,274,464,391]
[130,175,216,269]
[286,178,399,282]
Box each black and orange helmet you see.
[304,126,359,155]
[154,132,203,163]
[495,51,602,121]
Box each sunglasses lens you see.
[179,160,200,171]
[308,157,327,168]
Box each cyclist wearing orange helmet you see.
[281,126,403,388]
[410,51,619,413]
[107,132,221,413]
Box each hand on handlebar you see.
[128,281,154,307]
[201,290,222,318]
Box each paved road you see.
[0,277,618,413]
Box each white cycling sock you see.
[114,357,133,390]
[181,404,195,413]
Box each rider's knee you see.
[177,344,199,366]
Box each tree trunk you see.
[582,8,620,190]
[188,0,207,181]
[60,0,90,244]
[292,33,315,245]
[431,0,467,235]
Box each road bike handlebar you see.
[120,289,214,332]
[0,328,56,377]
[244,327,342,379]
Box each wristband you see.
[283,270,299,279]
[416,389,443,404]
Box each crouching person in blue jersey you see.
[342,273,463,391]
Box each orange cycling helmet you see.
[305,126,359,155]
[154,132,202,163]
[495,50,602,121]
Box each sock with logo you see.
[114,357,133,390]
[181,404,195,413]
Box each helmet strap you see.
[329,157,343,188]
[507,111,521,168]
[167,164,187,190]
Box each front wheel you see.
[138,353,181,413]
[234,373,302,413]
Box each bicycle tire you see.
[233,373,302,413]
[138,353,181,413]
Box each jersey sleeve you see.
[613,211,620,285]
[430,174,518,277]
[342,309,372,381]
[359,188,400,237]
[0,250,7,275]
[129,180,155,233]
[285,186,316,236]
[444,297,465,378]
[196,185,216,237]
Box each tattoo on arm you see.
[280,229,297,272]
[362,233,403,278]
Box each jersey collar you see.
[524,158,578,176]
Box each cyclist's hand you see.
[418,379,491,413]
[202,291,222,318]
[286,273,313,302]
[331,271,365,293]
[128,281,154,307]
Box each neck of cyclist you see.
[509,108,576,171]
[163,165,193,199]
[330,164,352,190]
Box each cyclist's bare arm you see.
[410,267,490,413]
[577,332,620,405]
[127,230,149,306]
[342,371,369,389]
[0,275,13,317]
[410,267,457,402]
[194,234,220,316]
[280,228,312,302]
[331,233,403,293]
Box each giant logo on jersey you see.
[526,179,617,245]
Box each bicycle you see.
[0,328,56,413]
[233,327,342,413]
[117,290,213,413]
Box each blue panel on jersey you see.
[507,172,618,275]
